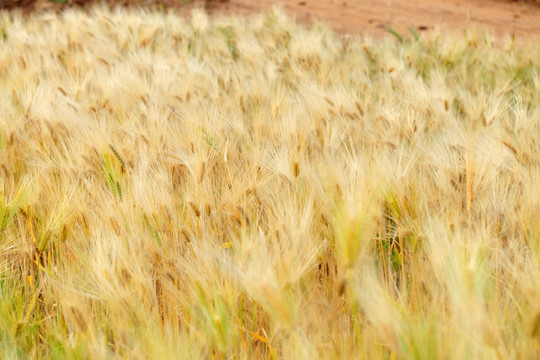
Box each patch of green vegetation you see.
[0,186,27,237]
[102,152,123,201]
[409,27,420,42]
[218,26,239,61]
[385,27,404,44]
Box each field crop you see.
[0,7,539,359]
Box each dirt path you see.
[9,0,540,40]
[205,0,540,40]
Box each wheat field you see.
[0,7,539,359]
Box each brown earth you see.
[4,0,540,40]
[203,0,540,40]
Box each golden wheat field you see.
[0,6,539,359]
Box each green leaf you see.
[409,27,420,42]
[385,27,403,44]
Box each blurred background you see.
[1,0,539,38]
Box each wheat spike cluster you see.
[0,6,539,359]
